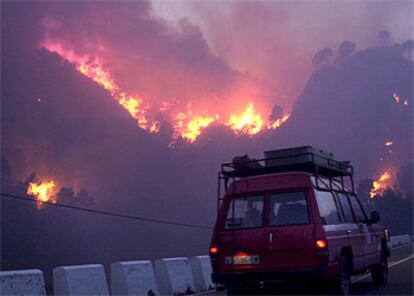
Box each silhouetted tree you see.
[339,41,356,57]
[378,30,391,46]
[312,48,333,67]
[269,105,284,122]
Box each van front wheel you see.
[371,248,388,285]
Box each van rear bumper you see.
[212,267,327,287]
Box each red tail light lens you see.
[316,239,327,249]
[209,246,218,254]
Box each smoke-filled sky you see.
[1,0,413,268]
[153,0,413,97]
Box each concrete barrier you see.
[53,264,109,295]
[154,257,196,295]
[190,256,214,291]
[389,234,412,247]
[111,260,159,296]
[0,269,46,295]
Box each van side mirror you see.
[368,211,380,224]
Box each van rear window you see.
[269,192,309,226]
[225,196,264,229]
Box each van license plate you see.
[232,255,260,265]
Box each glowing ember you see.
[27,180,58,208]
[370,171,392,198]
[41,41,290,143]
[385,141,393,147]
[393,92,400,103]
[403,100,409,106]
[227,103,264,135]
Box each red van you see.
[210,147,389,295]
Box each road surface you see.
[205,243,413,295]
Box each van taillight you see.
[316,239,328,265]
[316,239,327,249]
[210,246,218,254]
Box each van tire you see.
[371,247,388,285]
[333,254,352,295]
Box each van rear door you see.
[264,190,317,269]
[219,195,266,271]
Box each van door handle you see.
[269,233,273,243]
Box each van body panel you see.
[323,223,352,274]
[264,188,317,269]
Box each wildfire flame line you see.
[41,41,290,143]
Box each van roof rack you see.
[219,146,355,195]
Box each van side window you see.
[269,192,309,226]
[225,196,264,229]
[337,193,354,223]
[348,195,367,222]
[315,191,341,225]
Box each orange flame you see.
[370,170,392,198]
[27,180,58,208]
[173,113,218,143]
[267,114,290,129]
[385,141,393,147]
[227,103,264,135]
[41,41,290,143]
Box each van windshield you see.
[225,196,264,229]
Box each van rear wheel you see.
[371,248,388,285]
[333,254,352,296]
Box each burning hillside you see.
[41,37,290,144]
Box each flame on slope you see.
[268,115,291,129]
[27,180,58,208]
[370,170,393,198]
[173,112,218,143]
[42,41,159,133]
[227,103,264,135]
[41,41,289,143]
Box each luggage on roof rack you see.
[218,146,356,208]
[221,146,353,179]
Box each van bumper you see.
[212,267,327,287]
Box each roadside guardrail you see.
[1,235,412,295]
